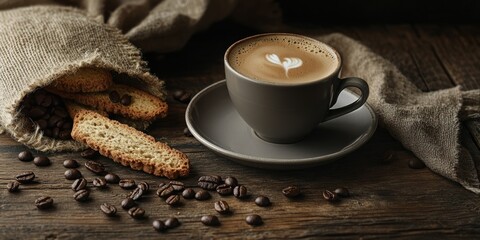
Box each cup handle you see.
[323,77,369,122]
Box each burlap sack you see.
[0,6,166,152]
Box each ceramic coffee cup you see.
[224,33,369,143]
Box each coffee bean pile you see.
[21,90,73,140]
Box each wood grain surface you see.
[1,21,480,239]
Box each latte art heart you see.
[265,53,303,78]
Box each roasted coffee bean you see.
[92,177,107,188]
[104,173,121,184]
[64,169,82,180]
[198,175,222,190]
[51,127,60,138]
[7,181,20,192]
[128,207,145,219]
[15,171,35,183]
[121,198,136,209]
[61,121,72,130]
[128,187,144,201]
[35,196,53,209]
[58,130,71,140]
[156,183,174,198]
[409,158,426,169]
[71,178,88,191]
[48,115,62,128]
[201,215,220,226]
[37,119,48,129]
[84,160,105,175]
[183,127,193,137]
[182,188,195,199]
[214,200,230,214]
[39,95,52,108]
[245,214,263,226]
[334,187,350,198]
[137,181,149,191]
[53,108,68,118]
[169,181,184,191]
[255,196,271,207]
[152,220,167,232]
[323,190,339,202]
[28,106,47,119]
[18,150,34,162]
[233,185,248,199]
[383,150,395,163]
[195,190,211,200]
[73,189,90,202]
[109,91,120,103]
[224,176,238,187]
[282,186,301,198]
[165,194,180,206]
[216,184,233,196]
[33,156,51,166]
[63,159,79,168]
[119,179,136,189]
[80,148,98,159]
[120,94,132,106]
[172,89,192,103]
[100,203,117,217]
[164,217,180,229]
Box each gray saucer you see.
[185,80,377,169]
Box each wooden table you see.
[1,21,479,239]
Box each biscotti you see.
[47,84,168,121]
[64,100,108,119]
[71,109,189,179]
[49,67,113,93]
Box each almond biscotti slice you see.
[47,84,168,121]
[49,67,113,93]
[71,110,189,179]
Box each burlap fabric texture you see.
[320,34,480,193]
[0,6,166,152]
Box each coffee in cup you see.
[225,33,369,143]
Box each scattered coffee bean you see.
[334,187,350,198]
[100,203,117,217]
[233,185,248,199]
[71,178,88,191]
[121,198,136,209]
[35,196,53,209]
[409,158,426,169]
[92,177,107,188]
[104,173,121,184]
[84,160,105,175]
[182,188,195,199]
[7,181,20,192]
[255,196,271,207]
[165,194,180,206]
[120,94,132,106]
[173,89,191,103]
[128,207,145,219]
[73,189,90,202]
[323,190,339,202]
[63,159,79,168]
[214,200,230,214]
[169,181,185,191]
[15,171,35,183]
[119,179,136,189]
[33,156,51,167]
[201,215,220,226]
[198,175,222,190]
[164,217,180,229]
[80,148,98,159]
[109,91,120,103]
[195,190,211,200]
[216,184,233,196]
[64,169,82,180]
[133,182,147,193]
[183,127,193,137]
[224,176,238,187]
[245,214,263,226]
[18,150,34,162]
[282,186,301,198]
[128,187,144,201]
[156,183,174,198]
[153,220,167,232]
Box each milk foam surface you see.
[228,35,338,84]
